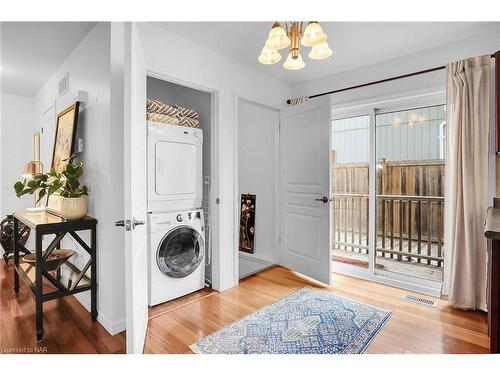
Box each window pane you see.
[332,115,370,269]
[375,105,445,281]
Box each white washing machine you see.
[148,121,203,213]
[148,209,205,306]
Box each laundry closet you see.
[145,76,214,306]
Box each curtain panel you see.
[442,55,491,310]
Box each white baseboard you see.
[218,279,238,292]
[239,252,274,279]
[60,276,125,335]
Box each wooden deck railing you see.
[332,193,444,267]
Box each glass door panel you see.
[375,105,445,281]
[331,115,370,269]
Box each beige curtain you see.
[442,55,490,310]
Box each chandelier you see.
[258,21,332,70]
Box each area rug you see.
[189,287,391,354]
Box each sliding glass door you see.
[331,99,445,294]
[375,105,445,282]
[331,115,370,270]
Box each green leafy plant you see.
[14,155,88,204]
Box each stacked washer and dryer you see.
[147,121,206,306]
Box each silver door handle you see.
[132,217,145,230]
[116,219,132,231]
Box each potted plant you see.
[14,155,89,220]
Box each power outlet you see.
[87,196,94,217]
[76,138,84,153]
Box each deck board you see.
[333,232,444,280]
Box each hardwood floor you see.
[145,266,489,354]
[0,261,125,354]
[1,259,489,354]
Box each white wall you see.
[238,99,279,278]
[136,22,291,291]
[0,93,34,229]
[32,22,125,334]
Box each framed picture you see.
[239,194,256,254]
[46,102,79,215]
[51,101,79,174]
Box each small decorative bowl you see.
[23,249,76,272]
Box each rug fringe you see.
[189,343,202,354]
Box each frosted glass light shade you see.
[308,41,332,60]
[265,25,291,50]
[258,47,282,65]
[301,22,327,47]
[283,52,305,70]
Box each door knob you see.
[315,196,330,203]
[115,219,131,231]
[131,217,145,230]
[115,218,144,231]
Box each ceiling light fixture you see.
[258,21,332,71]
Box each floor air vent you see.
[402,294,438,308]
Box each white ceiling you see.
[1,22,96,96]
[151,22,498,84]
[1,22,497,97]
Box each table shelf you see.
[13,210,97,341]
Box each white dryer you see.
[148,122,203,213]
[148,209,205,306]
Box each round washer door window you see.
[157,226,204,278]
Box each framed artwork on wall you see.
[51,101,79,174]
[46,102,79,214]
[239,194,256,254]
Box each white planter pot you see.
[59,196,88,220]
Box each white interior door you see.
[280,96,332,285]
[123,23,148,354]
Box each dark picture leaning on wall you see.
[239,194,256,254]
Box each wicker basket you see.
[23,249,76,272]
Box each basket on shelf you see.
[23,249,75,272]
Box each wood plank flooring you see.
[145,266,489,354]
[1,259,489,354]
[0,261,125,353]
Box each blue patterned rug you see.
[190,287,391,354]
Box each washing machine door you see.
[157,226,204,278]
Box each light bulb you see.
[265,24,291,50]
[258,46,282,65]
[308,41,332,60]
[283,52,305,70]
[301,22,327,47]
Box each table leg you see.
[56,232,61,282]
[35,233,44,341]
[13,218,19,294]
[90,225,97,321]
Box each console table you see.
[13,210,97,341]
[485,206,500,353]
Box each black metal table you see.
[13,210,97,341]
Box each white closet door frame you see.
[146,71,221,290]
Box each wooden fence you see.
[331,158,444,266]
